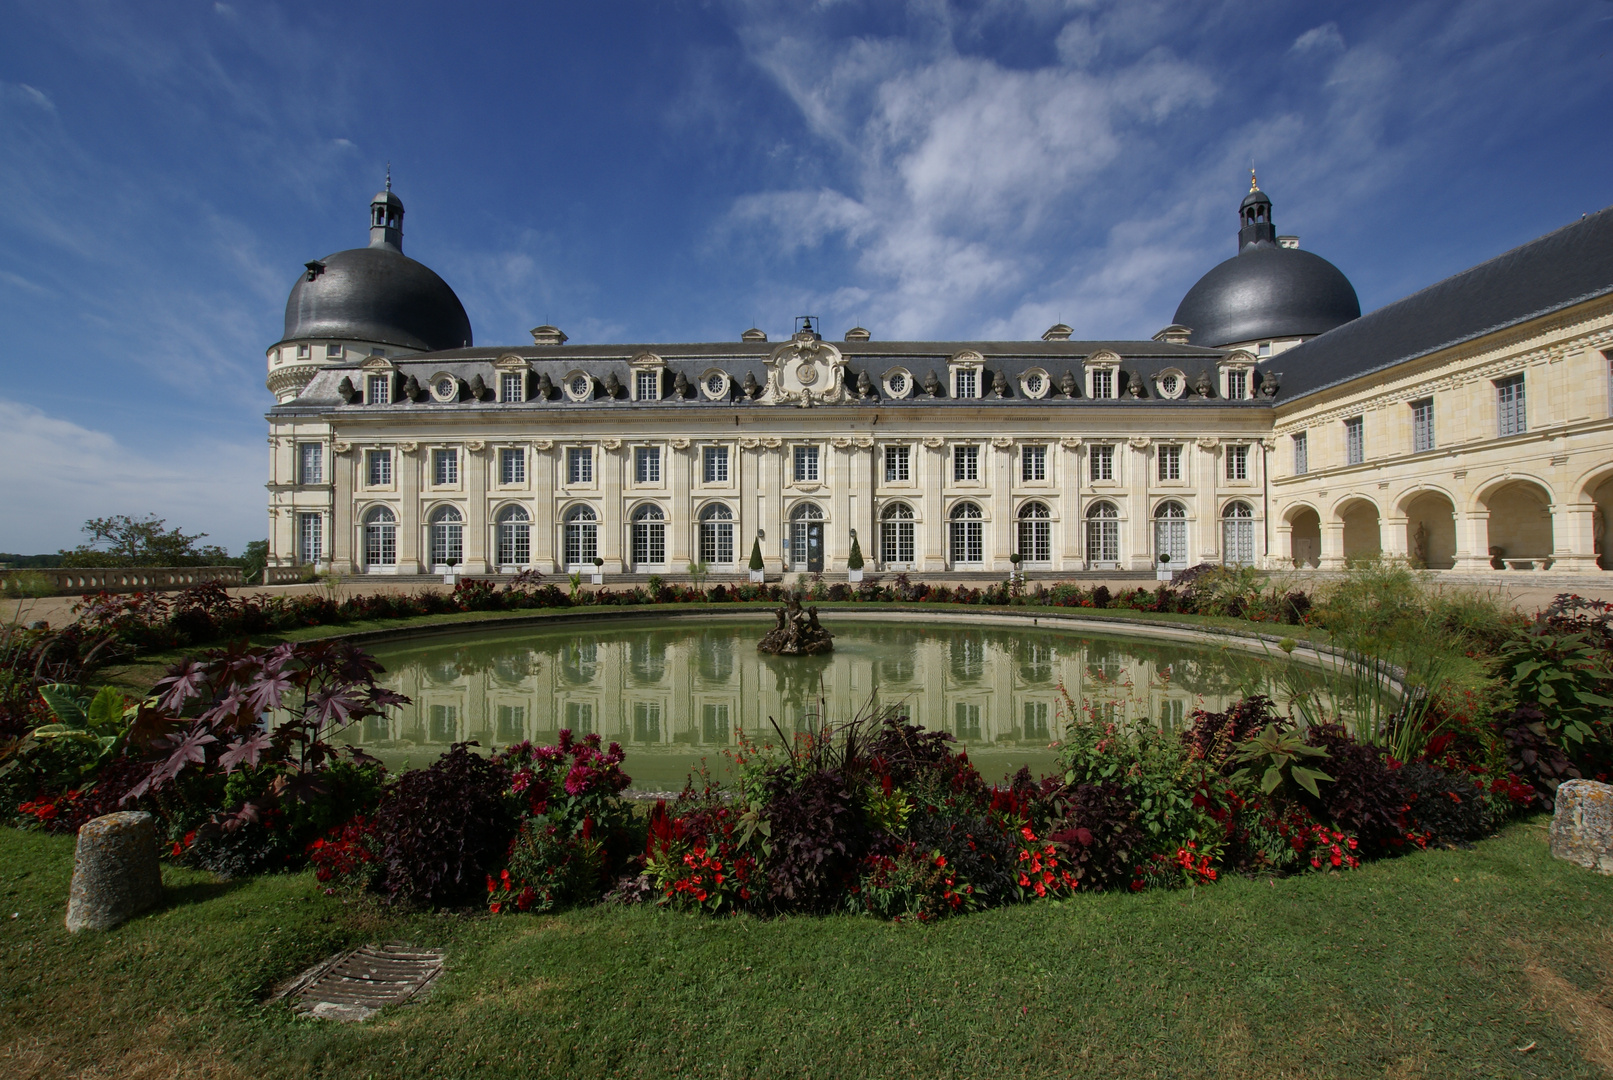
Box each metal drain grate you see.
[273,943,444,1022]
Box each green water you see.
[344,617,1312,792]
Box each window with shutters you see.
[1496,374,1526,436]
[1411,398,1435,453]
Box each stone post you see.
[66,812,163,932]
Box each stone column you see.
[1059,439,1081,570]
[1552,501,1601,572]
[990,437,1014,571]
[1454,509,1492,571]
[332,442,356,574]
[738,440,760,573]
[532,440,556,572]
[1193,439,1218,567]
[670,439,693,569]
[831,438,853,572]
[762,440,785,573]
[1320,518,1346,571]
[600,440,625,574]
[1274,518,1294,570]
[922,438,947,572]
[852,437,875,567]
[397,442,422,573]
[1127,438,1152,570]
[464,441,490,574]
[1383,514,1410,561]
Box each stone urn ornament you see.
[66,811,163,932]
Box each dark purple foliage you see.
[1299,723,1408,851]
[1183,695,1284,770]
[763,768,868,912]
[1396,763,1490,844]
[1047,782,1146,891]
[374,743,517,906]
[1501,705,1579,810]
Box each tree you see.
[748,538,765,572]
[60,514,231,568]
[846,535,864,571]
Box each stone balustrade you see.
[0,566,244,596]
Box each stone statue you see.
[537,372,555,399]
[1125,374,1143,398]
[992,370,1008,397]
[758,594,835,655]
[336,376,359,404]
[1260,371,1280,397]
[924,370,943,397]
[604,371,623,398]
[403,374,427,402]
[743,371,761,398]
[469,374,491,401]
[673,371,690,398]
[857,370,875,398]
[1060,370,1078,398]
[1194,370,1213,398]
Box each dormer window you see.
[636,370,660,401]
[297,344,310,359]
[1257,341,1272,357]
[1227,370,1248,400]
[563,372,594,402]
[1219,353,1257,400]
[1084,351,1121,399]
[948,352,984,399]
[365,373,390,405]
[501,372,525,403]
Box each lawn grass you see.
[4,820,1611,1079]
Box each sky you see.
[0,0,1610,555]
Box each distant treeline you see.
[0,554,66,569]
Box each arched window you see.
[632,505,666,567]
[1154,500,1188,568]
[564,505,598,568]
[1223,501,1256,566]
[881,503,915,566]
[949,502,983,565]
[1086,501,1119,565]
[363,505,396,568]
[698,504,734,564]
[496,505,530,567]
[429,505,463,568]
[789,502,824,571]
[1017,501,1051,564]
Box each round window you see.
[1160,374,1179,397]
[1026,373,1043,394]
[435,378,455,399]
[570,376,589,397]
[889,373,907,394]
[706,374,725,395]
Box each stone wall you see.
[0,566,244,596]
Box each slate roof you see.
[271,339,1262,415]
[1276,205,1613,401]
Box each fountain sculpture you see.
[757,595,835,655]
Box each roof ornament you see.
[386,162,392,193]
[1249,167,1259,193]
[1060,370,1078,398]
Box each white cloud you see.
[1292,22,1346,54]
[7,83,56,113]
[0,402,263,554]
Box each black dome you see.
[1173,244,1360,348]
[281,246,473,352]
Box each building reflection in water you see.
[345,621,1313,778]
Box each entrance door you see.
[805,522,823,572]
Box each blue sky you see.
[1,0,1609,554]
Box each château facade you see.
[264,179,1613,578]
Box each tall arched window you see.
[429,506,463,568]
[631,505,666,567]
[1223,501,1256,566]
[789,502,824,571]
[1086,501,1119,565]
[949,502,983,565]
[564,505,598,568]
[698,504,734,564]
[363,505,396,568]
[1017,501,1051,564]
[496,505,530,567]
[881,503,915,566]
[1154,500,1188,568]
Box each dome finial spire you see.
[1249,167,1259,192]
[385,162,392,193]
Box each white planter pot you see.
[749,569,765,583]
[848,568,863,582]
[441,572,458,585]
[591,572,604,585]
